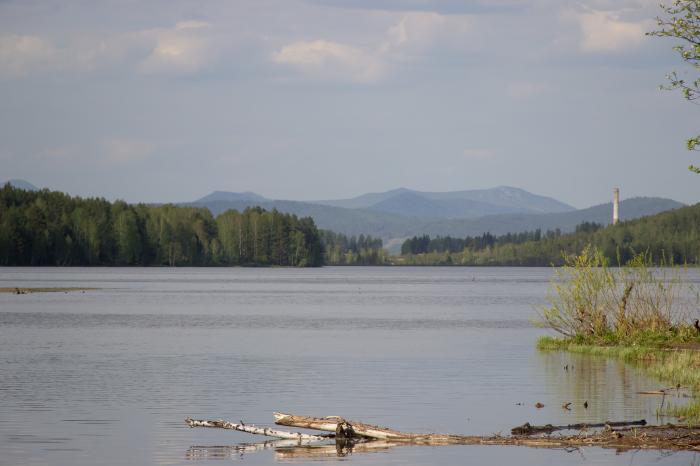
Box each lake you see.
[0,267,696,466]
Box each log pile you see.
[186,412,700,453]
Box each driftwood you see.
[511,419,647,435]
[186,412,700,452]
[185,418,329,440]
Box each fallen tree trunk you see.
[511,419,647,435]
[187,413,700,451]
[273,412,420,440]
[185,418,329,440]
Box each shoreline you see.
[537,336,700,422]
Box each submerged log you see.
[185,418,329,440]
[511,419,647,435]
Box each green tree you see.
[649,1,700,172]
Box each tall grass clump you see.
[537,246,700,347]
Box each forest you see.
[0,185,325,266]
[398,206,700,266]
[320,230,387,265]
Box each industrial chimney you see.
[613,188,619,225]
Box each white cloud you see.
[138,21,214,74]
[272,39,384,83]
[0,34,58,77]
[380,11,471,56]
[272,12,471,82]
[574,9,650,52]
[0,21,216,78]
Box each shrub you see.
[537,245,700,345]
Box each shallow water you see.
[0,267,696,466]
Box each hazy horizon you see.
[2,0,700,209]
[3,177,683,211]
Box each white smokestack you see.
[613,188,619,225]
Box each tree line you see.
[0,185,326,266]
[397,205,700,266]
[401,227,578,255]
[320,230,387,265]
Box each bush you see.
[537,245,700,345]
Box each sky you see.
[1,0,699,208]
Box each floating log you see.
[185,418,329,440]
[187,412,700,452]
[511,419,646,435]
[273,412,421,440]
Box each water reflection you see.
[185,440,700,464]
[186,439,400,462]
[538,350,690,424]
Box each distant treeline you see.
[320,230,387,265]
[401,222,602,255]
[0,185,327,266]
[398,205,700,266]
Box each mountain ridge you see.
[190,192,684,246]
[313,185,575,215]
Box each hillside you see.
[398,201,700,266]
[422,197,685,237]
[191,195,684,243]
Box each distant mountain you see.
[419,186,575,214]
[315,188,414,209]
[191,189,684,246]
[366,191,520,219]
[315,186,575,217]
[2,179,37,191]
[195,191,268,203]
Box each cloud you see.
[272,12,471,82]
[0,34,58,77]
[380,12,471,56]
[306,0,527,15]
[0,21,216,78]
[574,9,650,52]
[272,40,384,83]
[138,21,214,74]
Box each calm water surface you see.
[0,267,696,466]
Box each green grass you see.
[538,335,700,421]
[667,399,700,420]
